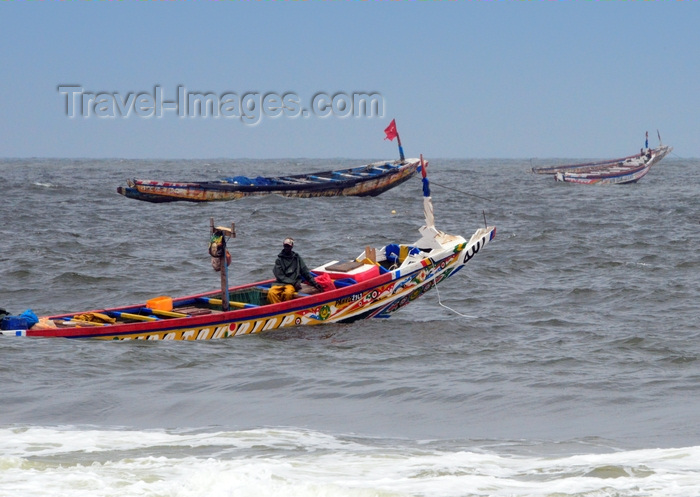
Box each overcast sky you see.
[1,1,697,159]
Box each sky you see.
[0,0,698,160]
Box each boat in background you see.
[117,119,419,203]
[1,156,496,340]
[532,152,643,175]
[117,158,420,203]
[554,147,671,184]
[532,131,672,184]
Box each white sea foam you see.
[2,427,700,497]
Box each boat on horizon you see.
[1,156,496,340]
[553,146,672,185]
[531,131,672,184]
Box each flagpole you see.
[384,119,405,162]
[420,154,435,230]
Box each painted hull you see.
[2,226,496,340]
[532,153,643,175]
[532,145,672,176]
[552,146,672,185]
[555,162,650,185]
[117,159,419,203]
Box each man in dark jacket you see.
[268,237,322,303]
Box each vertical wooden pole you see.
[220,234,229,312]
[211,217,230,312]
[396,132,405,161]
[211,219,236,312]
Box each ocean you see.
[1,156,699,497]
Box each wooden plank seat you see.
[325,261,363,272]
[173,306,215,316]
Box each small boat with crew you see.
[1,156,496,340]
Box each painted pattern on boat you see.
[118,159,420,203]
[6,227,495,341]
[98,251,466,340]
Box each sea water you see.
[1,156,699,496]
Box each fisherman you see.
[267,237,323,304]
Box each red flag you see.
[384,119,398,141]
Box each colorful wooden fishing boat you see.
[533,145,671,177]
[532,131,672,182]
[552,145,672,185]
[532,152,644,175]
[116,158,420,203]
[1,157,496,340]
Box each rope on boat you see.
[434,283,476,319]
[430,181,492,202]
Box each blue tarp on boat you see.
[222,176,276,186]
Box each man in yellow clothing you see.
[267,238,323,304]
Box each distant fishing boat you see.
[117,120,419,203]
[117,158,420,203]
[532,131,672,184]
[1,156,496,340]
[553,152,659,185]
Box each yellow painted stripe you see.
[119,312,158,322]
[230,301,251,309]
[149,309,189,318]
[206,298,250,309]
